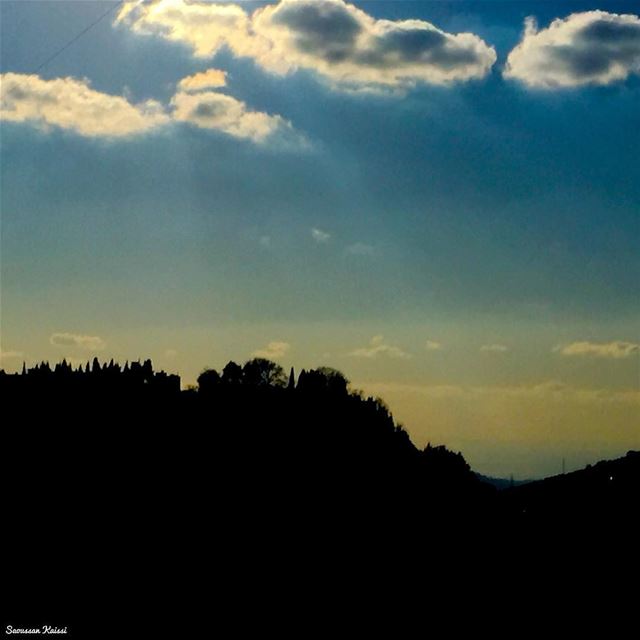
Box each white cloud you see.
[554,341,640,359]
[504,11,640,88]
[177,68,227,91]
[346,242,374,256]
[252,0,496,88]
[425,340,442,351]
[252,341,291,359]
[350,335,411,360]
[0,73,169,137]
[311,227,331,243]
[170,89,296,142]
[1,72,303,148]
[117,0,496,91]
[480,344,509,353]
[50,333,106,351]
[259,235,272,248]
[116,0,258,58]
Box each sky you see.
[1,0,638,478]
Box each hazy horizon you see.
[1,1,638,479]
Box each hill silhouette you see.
[2,357,637,528]
[2,357,638,633]
[2,357,495,530]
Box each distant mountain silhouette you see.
[2,358,638,632]
[475,472,532,489]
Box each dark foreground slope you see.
[503,450,640,526]
[2,359,638,632]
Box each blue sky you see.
[1,1,639,476]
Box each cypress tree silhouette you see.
[288,366,295,391]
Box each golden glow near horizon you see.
[2,320,637,478]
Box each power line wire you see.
[34,1,124,74]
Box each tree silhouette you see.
[242,358,286,388]
[222,361,243,385]
[197,368,220,394]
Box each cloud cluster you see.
[0,72,168,137]
[116,5,640,91]
[425,340,442,351]
[505,11,640,88]
[555,341,640,359]
[50,332,106,351]
[5,8,640,146]
[252,341,291,359]
[1,72,298,145]
[117,0,496,90]
[350,335,410,360]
